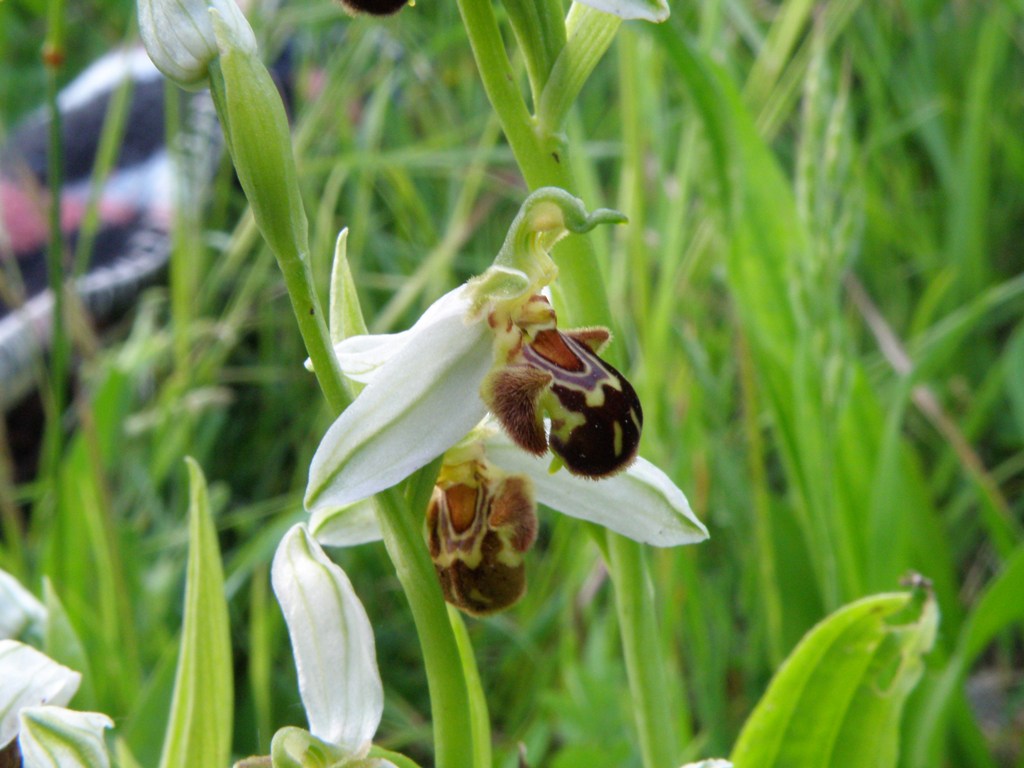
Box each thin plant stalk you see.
[455,0,681,764]
[208,61,478,768]
[40,0,68,483]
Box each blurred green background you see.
[2,0,1023,765]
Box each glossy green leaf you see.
[731,591,937,768]
[157,459,233,768]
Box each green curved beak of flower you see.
[271,524,395,767]
[305,188,708,551]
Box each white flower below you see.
[0,570,46,641]
[0,640,80,748]
[0,640,113,766]
[271,525,387,761]
[18,707,114,768]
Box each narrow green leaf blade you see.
[157,459,233,768]
[731,591,937,768]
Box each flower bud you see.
[138,0,254,87]
[426,460,538,615]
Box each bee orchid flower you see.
[308,189,655,501]
[305,189,708,573]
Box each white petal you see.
[481,429,709,547]
[327,286,474,384]
[0,641,81,747]
[271,525,382,753]
[0,570,46,641]
[18,707,113,768]
[138,0,254,86]
[305,290,491,511]
[324,330,418,384]
[310,499,383,547]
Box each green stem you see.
[208,67,347,416]
[373,490,475,768]
[448,606,493,768]
[208,57,477,766]
[457,2,680,764]
[454,0,544,176]
[607,539,678,768]
[41,0,68,481]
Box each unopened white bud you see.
[138,0,254,87]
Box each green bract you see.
[209,9,310,269]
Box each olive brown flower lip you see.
[481,293,643,478]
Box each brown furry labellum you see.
[482,296,643,478]
[426,465,538,616]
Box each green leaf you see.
[157,459,233,768]
[731,590,937,768]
